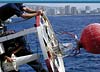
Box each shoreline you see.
[47,14,100,16]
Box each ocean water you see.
[7,15,100,72]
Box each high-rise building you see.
[71,7,78,15]
[59,7,65,15]
[90,9,98,14]
[65,5,71,15]
[46,8,56,15]
[56,7,65,15]
[85,6,91,11]
[97,8,100,13]
[85,6,91,14]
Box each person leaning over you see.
[0,3,47,72]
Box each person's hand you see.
[5,56,14,63]
[36,10,43,16]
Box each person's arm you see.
[23,6,37,13]
[13,4,41,19]
[21,11,42,19]
[4,46,23,62]
[12,46,23,54]
[21,12,38,19]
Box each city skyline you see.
[1,3,100,15]
[24,3,100,16]
[24,3,100,10]
[0,3,100,10]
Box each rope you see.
[57,31,81,56]
[59,31,78,41]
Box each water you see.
[7,15,100,72]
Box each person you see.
[0,3,41,31]
[0,3,41,21]
[0,3,47,72]
[3,36,47,72]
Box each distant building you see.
[34,6,41,10]
[92,9,99,14]
[80,10,86,14]
[46,8,56,15]
[97,8,100,14]
[55,7,65,15]
[85,6,91,14]
[26,5,35,10]
[24,4,100,16]
[59,7,65,15]
[71,7,78,15]
[65,5,71,15]
[85,6,91,11]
